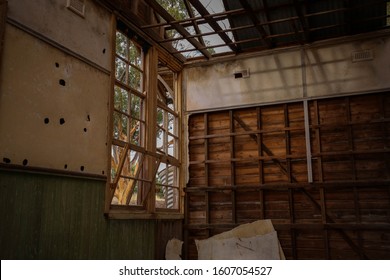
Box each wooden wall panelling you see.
[185,93,390,259]
[311,99,330,258]
[284,104,297,259]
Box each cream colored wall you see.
[7,0,111,70]
[305,37,390,97]
[0,23,110,175]
[185,33,390,112]
[184,50,302,111]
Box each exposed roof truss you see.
[105,0,390,63]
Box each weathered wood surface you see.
[186,92,390,260]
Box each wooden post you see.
[229,110,237,224]
[257,107,265,219]
[144,46,158,213]
[204,113,210,237]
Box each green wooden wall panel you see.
[0,170,157,259]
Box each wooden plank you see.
[257,107,265,219]
[186,93,390,260]
[230,111,237,224]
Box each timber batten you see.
[185,92,390,260]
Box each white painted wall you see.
[185,33,390,112]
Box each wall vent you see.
[67,0,85,17]
[352,50,374,62]
[234,69,250,79]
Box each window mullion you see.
[143,46,159,213]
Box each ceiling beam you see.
[188,0,238,53]
[96,0,186,63]
[144,0,212,59]
[183,0,207,47]
[239,0,273,48]
[292,0,310,42]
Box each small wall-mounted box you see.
[234,68,250,79]
[351,49,374,63]
[67,0,86,17]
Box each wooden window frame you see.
[105,18,183,219]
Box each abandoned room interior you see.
[0,0,390,260]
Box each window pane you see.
[115,57,127,84]
[129,41,142,68]
[110,144,125,183]
[130,94,142,120]
[155,163,179,209]
[129,66,142,92]
[130,119,142,146]
[156,128,165,153]
[155,186,179,209]
[112,177,138,205]
[156,162,168,185]
[121,150,142,178]
[113,112,128,142]
[114,86,129,113]
[116,31,127,59]
[168,113,176,135]
[157,107,164,127]
[168,134,176,157]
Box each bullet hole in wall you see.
[55,62,59,68]
[64,164,68,169]
[87,114,90,121]
[84,128,87,132]
[102,170,105,175]
[44,118,50,124]
[3,157,11,164]
[102,48,106,54]
[59,79,66,86]
[59,118,65,125]
[80,166,85,171]
[22,159,28,166]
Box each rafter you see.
[144,0,212,59]
[183,0,207,47]
[239,0,273,48]
[188,0,238,53]
[292,0,310,42]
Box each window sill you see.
[105,207,184,220]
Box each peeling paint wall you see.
[0,0,112,176]
[7,0,111,70]
[0,24,109,175]
[185,34,390,112]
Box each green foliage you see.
[156,0,216,57]
[157,0,188,20]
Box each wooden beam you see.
[229,111,237,224]
[188,0,238,53]
[183,0,207,47]
[292,0,310,42]
[184,223,390,231]
[144,0,212,59]
[238,0,273,48]
[257,107,265,219]
[185,181,390,192]
[0,0,7,60]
